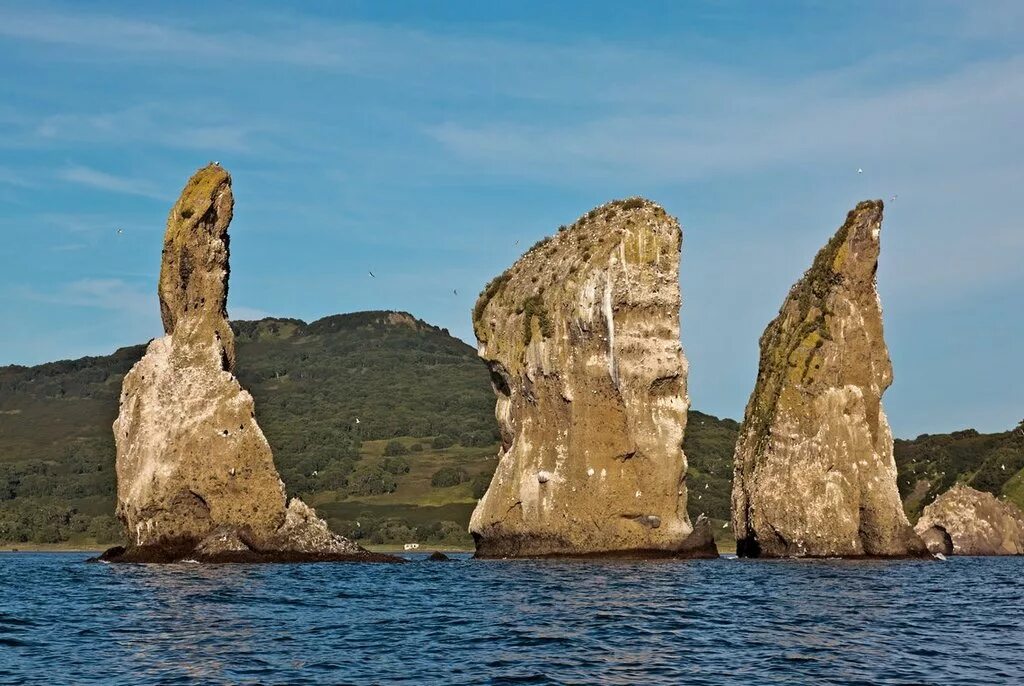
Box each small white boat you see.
[403,543,420,551]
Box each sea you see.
[0,552,1021,685]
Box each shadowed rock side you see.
[731,200,927,558]
[105,164,399,563]
[470,198,716,558]
[915,485,1024,555]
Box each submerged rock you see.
[915,485,1024,555]
[107,164,399,564]
[731,200,926,558]
[469,198,716,558]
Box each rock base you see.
[90,539,404,564]
[474,517,720,560]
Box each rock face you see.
[915,485,1024,555]
[731,200,926,558]
[108,164,398,563]
[469,198,716,558]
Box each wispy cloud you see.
[229,305,273,321]
[0,166,34,188]
[57,164,162,199]
[50,243,87,252]
[427,54,1024,183]
[19,278,155,316]
[31,105,262,154]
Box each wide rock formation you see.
[915,485,1024,555]
[731,200,927,558]
[105,164,397,563]
[469,198,716,558]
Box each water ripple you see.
[0,553,1021,684]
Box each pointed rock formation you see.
[915,485,1024,555]
[731,200,926,558]
[105,164,398,563]
[470,198,716,558]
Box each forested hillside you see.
[0,311,497,545]
[1,311,1020,546]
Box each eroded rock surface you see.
[915,485,1024,555]
[107,164,397,563]
[470,198,716,558]
[731,200,926,558]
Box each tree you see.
[383,440,409,456]
[348,465,398,496]
[431,466,469,488]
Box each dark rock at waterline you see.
[89,540,404,564]
[426,551,451,561]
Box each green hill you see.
[895,424,1024,519]
[1,310,1021,547]
[0,311,498,546]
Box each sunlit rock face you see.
[110,165,392,563]
[915,485,1024,556]
[731,200,927,558]
[469,198,716,558]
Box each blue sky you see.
[0,1,1021,436]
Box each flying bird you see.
[857,168,863,174]
[116,228,124,235]
[453,289,458,296]
[368,271,376,278]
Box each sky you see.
[0,1,1021,437]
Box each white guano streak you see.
[603,273,617,388]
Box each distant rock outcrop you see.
[469,198,716,558]
[106,164,398,563]
[915,485,1024,555]
[731,200,926,558]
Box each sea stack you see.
[105,164,396,563]
[731,200,926,558]
[915,485,1024,555]
[470,198,716,558]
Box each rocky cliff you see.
[469,198,716,558]
[915,484,1024,555]
[106,164,397,563]
[731,200,926,558]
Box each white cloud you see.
[21,278,155,316]
[57,164,162,199]
[0,166,34,188]
[427,54,1024,184]
[32,105,262,154]
[229,306,273,321]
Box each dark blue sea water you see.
[1,552,1021,685]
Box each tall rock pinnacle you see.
[731,200,927,558]
[470,198,716,558]
[157,164,236,371]
[106,164,397,563]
